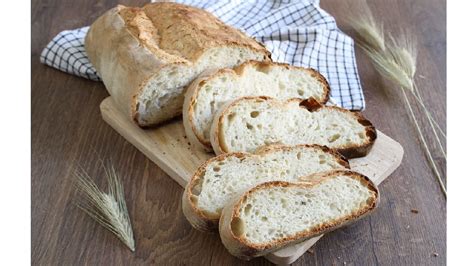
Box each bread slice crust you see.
[85,3,270,127]
[183,61,331,151]
[219,170,379,259]
[182,144,350,231]
[210,96,377,158]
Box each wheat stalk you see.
[74,164,135,251]
[373,34,447,154]
[387,33,446,155]
[347,0,446,196]
[349,2,446,142]
[410,87,446,139]
[400,88,446,195]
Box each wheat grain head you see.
[74,165,135,251]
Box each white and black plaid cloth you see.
[40,0,365,110]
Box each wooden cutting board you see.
[100,97,404,265]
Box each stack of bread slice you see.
[180,53,379,260]
[182,61,376,158]
[180,59,379,258]
[183,148,379,259]
[182,144,351,231]
[86,2,379,260]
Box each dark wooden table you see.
[32,0,446,265]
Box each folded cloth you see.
[40,0,365,110]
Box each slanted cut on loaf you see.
[210,96,377,158]
[182,144,349,231]
[219,170,379,260]
[85,3,270,127]
[183,61,330,151]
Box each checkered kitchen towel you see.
[40,0,365,110]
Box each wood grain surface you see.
[31,0,446,265]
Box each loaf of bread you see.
[85,3,270,127]
[219,170,379,260]
[182,144,349,231]
[210,96,376,158]
[183,61,330,151]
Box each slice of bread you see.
[182,144,349,231]
[183,61,330,151]
[219,170,379,260]
[210,96,377,158]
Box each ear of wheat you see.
[74,164,135,251]
[345,0,385,53]
[347,0,446,196]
